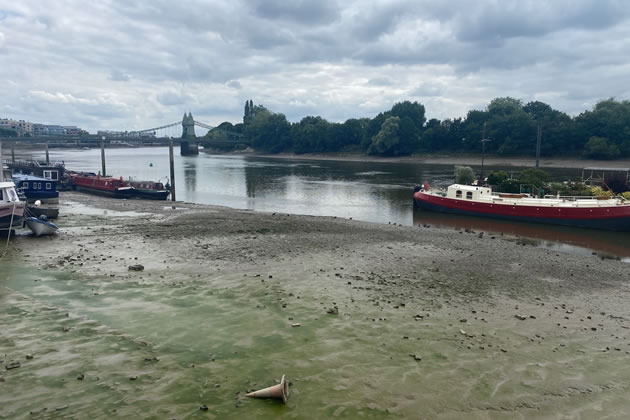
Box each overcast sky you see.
[1,0,629,133]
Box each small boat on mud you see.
[127,179,170,200]
[69,172,135,199]
[413,183,630,231]
[25,215,58,237]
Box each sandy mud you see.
[2,192,630,419]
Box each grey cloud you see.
[157,91,193,106]
[110,69,130,82]
[226,80,241,89]
[252,0,340,24]
[1,0,629,131]
[368,77,394,86]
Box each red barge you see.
[414,183,630,231]
[70,172,134,199]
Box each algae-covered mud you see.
[2,192,630,419]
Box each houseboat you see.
[413,183,630,231]
[70,172,134,198]
[13,174,59,202]
[128,179,170,200]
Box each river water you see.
[42,147,630,261]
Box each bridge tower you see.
[180,112,199,156]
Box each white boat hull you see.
[25,217,58,237]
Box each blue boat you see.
[13,174,59,201]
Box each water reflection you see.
[413,209,630,262]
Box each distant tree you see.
[583,136,620,159]
[487,170,508,185]
[518,168,550,188]
[245,109,291,153]
[397,116,420,155]
[368,116,400,155]
[390,101,426,131]
[244,101,250,125]
[454,165,475,185]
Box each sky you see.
[1,0,630,134]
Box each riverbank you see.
[232,150,630,170]
[2,192,630,418]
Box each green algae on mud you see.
[2,192,630,418]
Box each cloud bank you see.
[1,0,629,132]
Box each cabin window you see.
[44,170,58,180]
[0,190,3,200]
[23,182,29,189]
[114,181,119,187]
[466,192,473,199]
[46,183,52,190]
[456,190,462,198]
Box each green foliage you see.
[368,116,400,155]
[518,168,550,188]
[622,192,630,200]
[583,136,621,159]
[236,97,630,159]
[591,186,614,198]
[454,165,475,185]
[245,109,291,153]
[487,170,508,185]
[549,181,593,197]
[497,179,521,193]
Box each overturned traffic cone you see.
[246,375,289,404]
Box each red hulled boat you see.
[70,172,134,199]
[413,183,630,231]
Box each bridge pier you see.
[180,140,198,156]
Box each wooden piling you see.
[169,138,176,201]
[11,141,15,164]
[101,138,106,176]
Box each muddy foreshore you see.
[2,192,630,419]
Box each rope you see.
[0,200,17,261]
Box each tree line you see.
[203,97,630,159]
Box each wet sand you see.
[2,192,630,419]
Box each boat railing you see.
[544,194,616,201]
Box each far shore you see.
[216,150,630,170]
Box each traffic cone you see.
[246,375,289,404]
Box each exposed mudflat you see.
[2,192,630,419]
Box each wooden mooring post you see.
[169,138,176,202]
[100,137,106,176]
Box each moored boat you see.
[127,179,170,200]
[1,180,25,231]
[69,172,134,199]
[13,173,59,202]
[413,183,630,231]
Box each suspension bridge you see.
[0,113,247,156]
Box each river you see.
[41,147,630,261]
